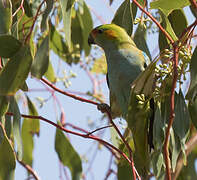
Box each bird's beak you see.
[88,33,95,46]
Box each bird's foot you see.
[97,103,111,114]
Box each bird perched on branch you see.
[88,24,154,177]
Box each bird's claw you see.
[97,103,111,114]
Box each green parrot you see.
[88,24,150,117]
[88,24,154,177]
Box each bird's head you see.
[88,24,136,50]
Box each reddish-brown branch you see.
[163,45,179,180]
[105,110,139,180]
[12,0,25,17]
[24,0,45,43]
[41,78,99,106]
[132,0,174,44]
[18,159,40,180]
[6,112,133,167]
[189,0,197,9]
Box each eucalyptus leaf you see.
[0,45,32,95]
[112,0,133,36]
[31,35,49,79]
[0,0,12,34]
[0,35,22,58]
[55,127,82,180]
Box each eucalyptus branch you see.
[6,112,134,170]
[41,78,99,106]
[132,0,174,44]
[189,0,197,9]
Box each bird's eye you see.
[98,29,103,34]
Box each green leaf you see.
[26,96,40,135]
[134,22,152,60]
[153,105,165,149]
[41,0,53,32]
[170,129,181,171]
[186,46,197,101]
[150,0,190,16]
[31,35,49,79]
[0,96,9,117]
[117,159,133,180]
[55,128,82,180]
[112,0,133,36]
[78,2,93,56]
[10,97,23,160]
[158,28,169,52]
[22,96,39,167]
[44,59,56,83]
[168,9,188,38]
[188,98,197,129]
[0,45,32,95]
[0,0,12,34]
[173,91,190,140]
[151,150,164,177]
[90,56,107,74]
[0,125,16,180]
[177,152,197,180]
[20,81,28,92]
[0,35,22,58]
[159,10,178,41]
[60,0,76,51]
[130,59,157,96]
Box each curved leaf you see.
[60,0,76,51]
[10,97,23,160]
[150,0,190,16]
[0,125,16,180]
[168,9,188,38]
[31,35,49,79]
[112,0,133,36]
[0,96,9,117]
[0,45,32,95]
[0,35,22,58]
[55,128,82,180]
[0,0,12,34]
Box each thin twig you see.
[163,44,179,180]
[18,159,40,180]
[6,112,133,168]
[41,78,99,106]
[24,0,45,43]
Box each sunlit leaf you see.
[31,35,49,79]
[60,0,76,51]
[112,0,133,36]
[41,0,53,32]
[22,96,39,167]
[150,0,190,16]
[10,97,23,160]
[0,45,32,95]
[90,56,107,74]
[55,127,82,180]
[0,125,16,180]
[0,35,22,58]
[0,0,12,34]
[44,59,56,83]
